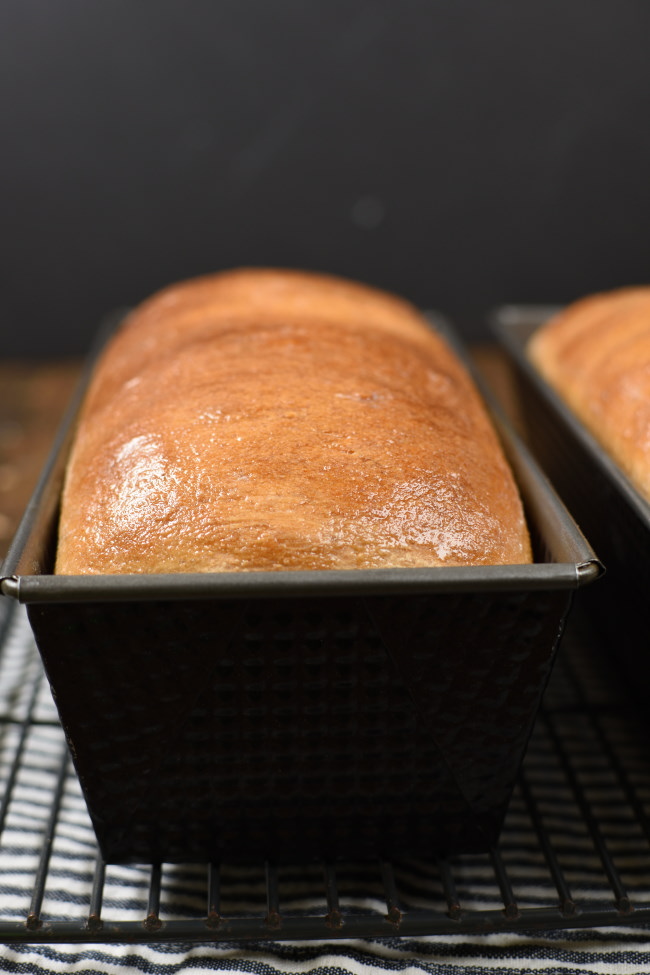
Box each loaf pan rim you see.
[1,559,602,604]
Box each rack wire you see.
[0,595,649,944]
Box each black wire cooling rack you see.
[0,593,649,944]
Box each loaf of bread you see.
[528,287,650,503]
[55,268,531,573]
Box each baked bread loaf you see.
[528,287,650,503]
[55,268,531,573]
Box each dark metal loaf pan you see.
[492,305,649,698]
[1,316,601,865]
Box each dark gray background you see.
[2,0,650,357]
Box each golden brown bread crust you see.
[528,287,650,503]
[55,268,531,573]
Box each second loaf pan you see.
[1,315,602,865]
[492,305,650,701]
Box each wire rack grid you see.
[0,596,649,944]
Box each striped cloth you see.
[1,599,650,973]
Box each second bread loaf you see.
[528,287,650,503]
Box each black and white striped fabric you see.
[1,599,650,973]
